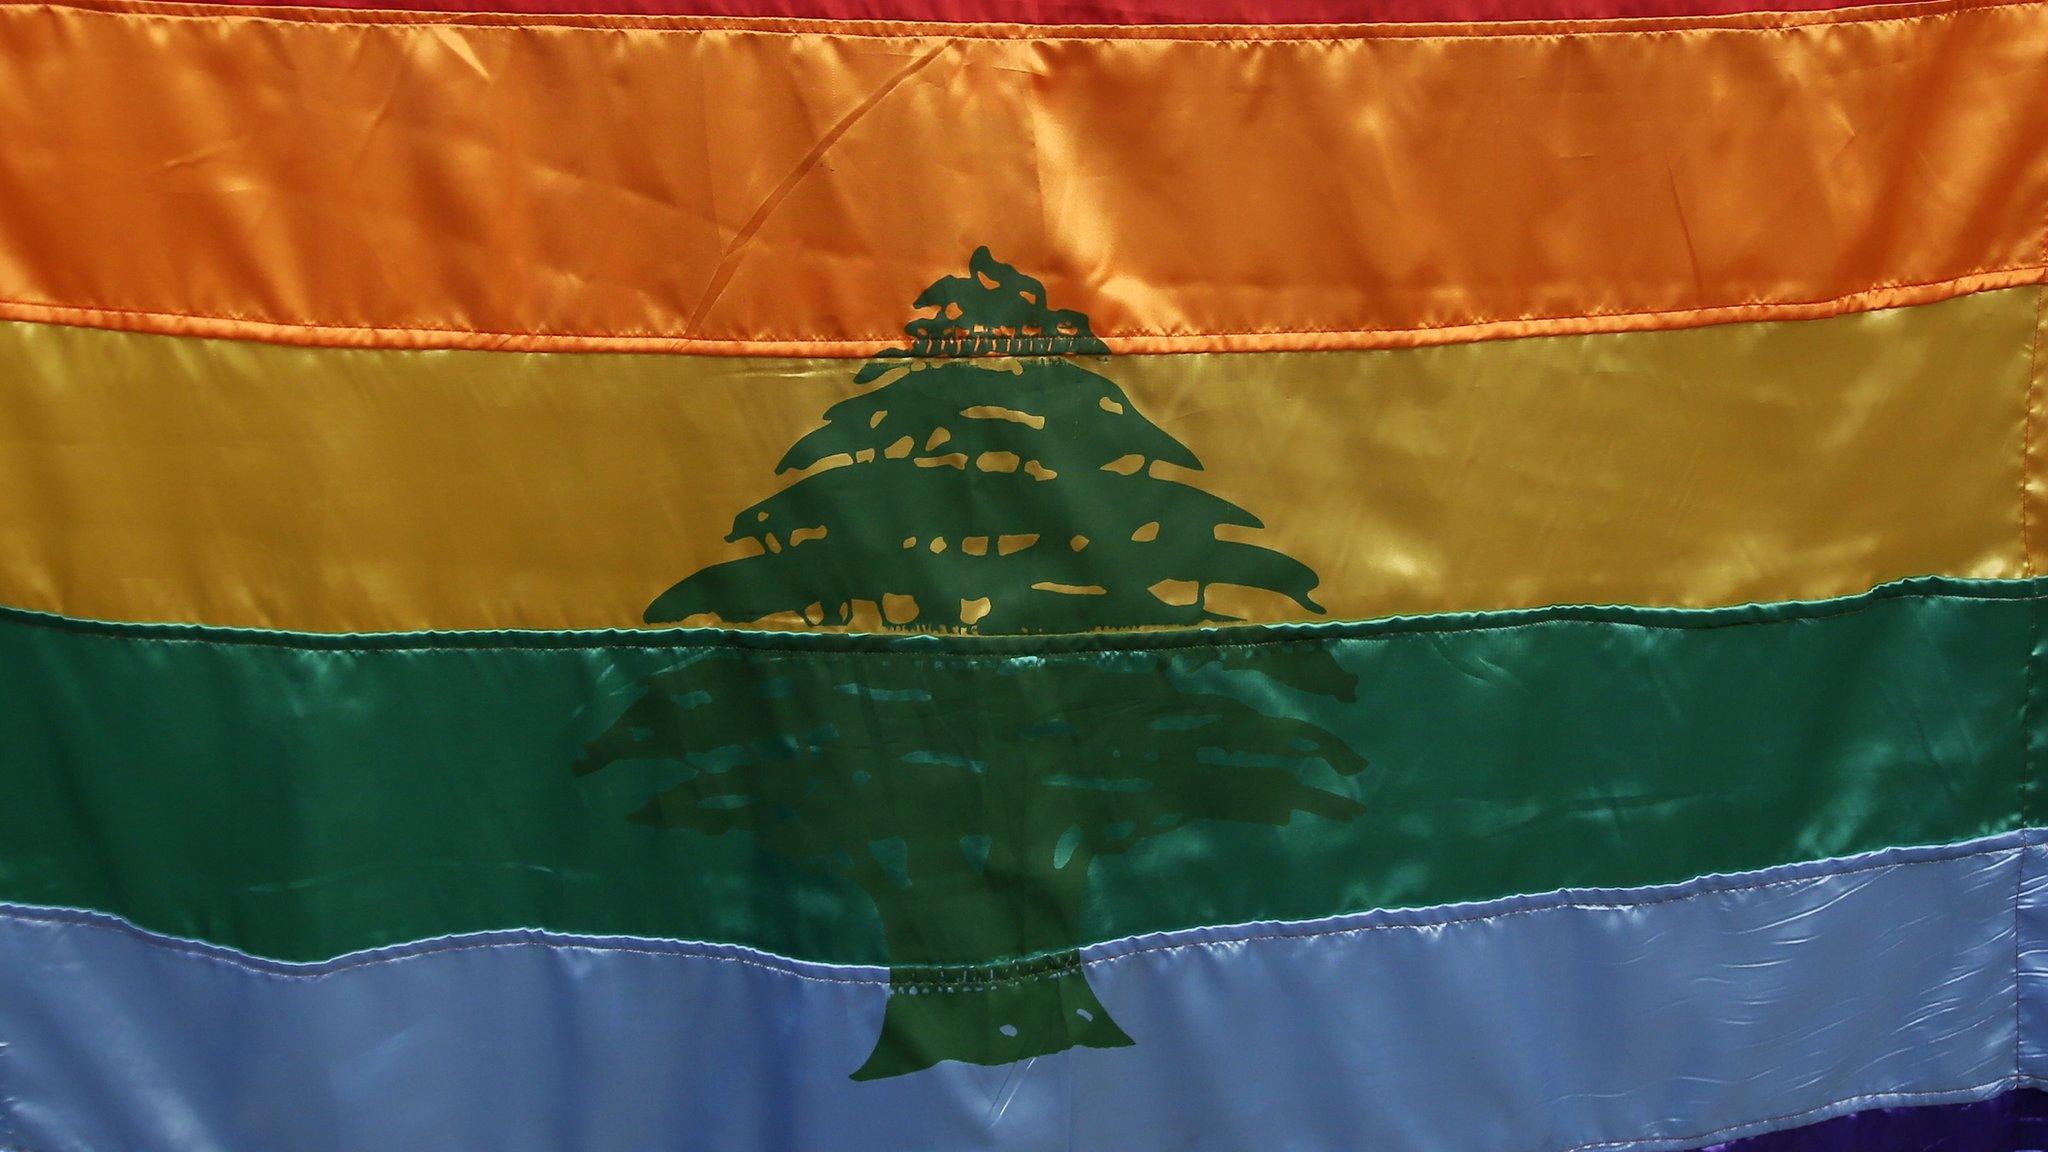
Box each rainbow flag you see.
[1,0,2046,1146]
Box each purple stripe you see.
[1700,1090,2048,1152]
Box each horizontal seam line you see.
[7,0,2039,40]
[1077,839,2027,982]
[0,832,2025,986]
[2,577,2040,655]
[1555,1080,2037,1152]
[0,266,2037,354]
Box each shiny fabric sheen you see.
[0,289,2029,633]
[0,577,2030,966]
[0,834,2028,1151]
[229,0,1949,21]
[0,1,2043,353]
[1696,1091,2048,1152]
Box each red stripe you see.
[227,0,1928,22]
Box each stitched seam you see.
[2019,216,2048,1090]
[2016,595,2034,1108]
[0,836,2023,987]
[7,0,2041,41]
[1554,1080,2032,1152]
[2016,588,2034,1098]
[2025,235,2047,579]
[1081,845,2026,984]
[2,577,2037,655]
[0,267,2037,354]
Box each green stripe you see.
[0,577,2034,967]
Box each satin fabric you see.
[0,0,2043,354]
[1697,1091,2048,1152]
[2021,846,2048,1084]
[0,289,2028,633]
[234,0,1948,22]
[0,576,2030,966]
[0,834,2028,1151]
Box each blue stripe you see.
[0,833,2033,1152]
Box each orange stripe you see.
[12,0,2028,36]
[0,0,2044,354]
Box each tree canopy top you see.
[861,247,1109,377]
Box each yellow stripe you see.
[0,288,2031,632]
[0,0,2044,353]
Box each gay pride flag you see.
[1,0,2046,1147]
